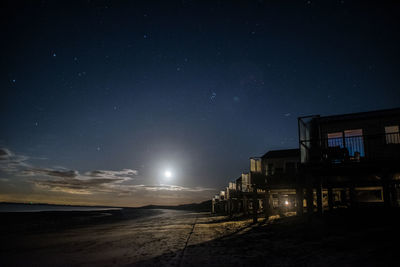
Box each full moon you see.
[164,170,172,179]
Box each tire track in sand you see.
[176,215,198,267]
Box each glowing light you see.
[284,200,289,205]
[164,170,172,178]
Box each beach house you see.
[297,108,400,215]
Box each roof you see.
[261,149,299,159]
[301,107,400,124]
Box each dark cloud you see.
[23,168,78,178]
[33,176,127,195]
[0,148,30,172]
[0,148,12,159]
[85,169,138,178]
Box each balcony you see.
[300,132,400,164]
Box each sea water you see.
[0,203,121,212]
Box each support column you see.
[252,187,258,223]
[382,181,391,208]
[327,185,334,212]
[306,175,314,215]
[264,189,271,219]
[296,175,304,216]
[243,195,248,215]
[316,178,323,215]
[341,189,347,206]
[349,184,356,209]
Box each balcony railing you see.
[300,132,400,164]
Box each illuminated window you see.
[327,130,364,157]
[385,125,400,144]
[344,129,364,156]
[327,132,343,148]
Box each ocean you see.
[0,203,121,212]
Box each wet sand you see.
[1,208,400,266]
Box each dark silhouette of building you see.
[297,108,400,215]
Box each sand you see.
[1,208,399,266]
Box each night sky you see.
[1,1,399,207]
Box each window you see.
[385,125,400,144]
[344,129,364,157]
[327,132,343,148]
[327,130,364,157]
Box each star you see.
[210,91,217,100]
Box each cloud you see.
[85,169,138,179]
[23,168,78,178]
[0,148,12,158]
[0,147,30,172]
[0,148,216,203]
[32,176,128,195]
[24,166,138,195]
[30,173,214,196]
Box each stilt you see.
[340,188,347,205]
[243,195,248,215]
[264,189,271,219]
[296,175,304,216]
[382,177,391,208]
[349,184,356,208]
[252,187,258,223]
[306,175,314,215]
[316,178,323,215]
[327,185,334,211]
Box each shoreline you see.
[0,207,164,235]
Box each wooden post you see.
[306,175,314,216]
[382,180,391,208]
[296,175,304,216]
[243,195,248,215]
[252,187,258,223]
[327,185,334,211]
[296,186,304,216]
[316,178,323,215]
[341,189,347,206]
[349,184,356,209]
[264,189,271,219]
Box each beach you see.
[1,208,400,266]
